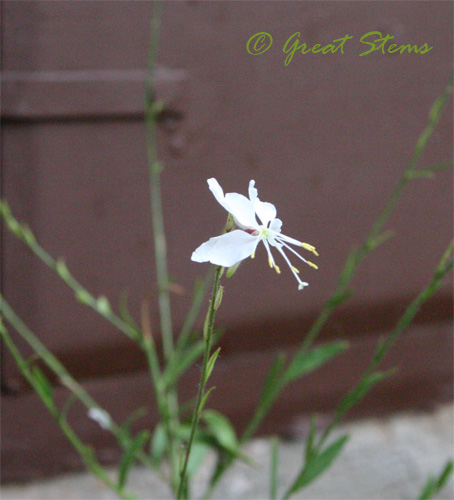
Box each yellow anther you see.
[268,258,273,268]
[251,252,255,259]
[307,261,318,269]
[291,266,300,274]
[301,242,319,256]
[274,265,281,274]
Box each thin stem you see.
[294,78,453,359]
[201,79,453,500]
[0,319,137,500]
[177,265,224,499]
[144,0,173,361]
[0,202,139,342]
[144,3,182,491]
[316,240,453,450]
[0,296,163,478]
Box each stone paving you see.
[2,403,453,500]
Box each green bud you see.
[96,296,111,315]
[213,286,224,311]
[226,261,241,278]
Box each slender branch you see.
[0,296,164,478]
[144,0,174,361]
[0,201,139,342]
[202,79,453,500]
[0,318,137,500]
[177,265,224,499]
[316,240,453,451]
[144,3,183,492]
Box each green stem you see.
[294,78,453,360]
[317,240,453,450]
[144,0,173,361]
[0,296,163,478]
[201,79,453,500]
[144,2,182,491]
[177,265,224,499]
[0,319,137,500]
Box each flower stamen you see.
[301,242,319,256]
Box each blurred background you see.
[2,0,453,485]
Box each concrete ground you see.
[2,403,453,500]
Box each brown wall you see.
[2,1,452,481]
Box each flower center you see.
[258,226,270,239]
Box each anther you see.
[307,261,318,269]
[301,243,319,256]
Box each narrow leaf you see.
[335,369,395,421]
[418,460,454,500]
[118,408,148,445]
[257,352,286,410]
[270,436,279,500]
[118,430,150,489]
[31,366,53,405]
[285,341,348,383]
[198,386,216,417]
[285,435,349,498]
[119,292,139,331]
[163,341,205,389]
[149,423,168,466]
[205,347,221,382]
[305,414,318,462]
[202,410,239,450]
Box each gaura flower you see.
[191,178,318,290]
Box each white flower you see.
[191,178,318,290]
[88,408,112,430]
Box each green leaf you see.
[284,341,349,383]
[118,408,148,446]
[335,369,395,421]
[198,386,216,417]
[118,430,150,489]
[305,414,318,462]
[163,341,205,389]
[226,261,241,278]
[149,423,168,466]
[257,352,286,411]
[270,437,279,500]
[186,440,210,479]
[418,460,453,500]
[205,347,221,382]
[31,366,53,405]
[119,292,139,331]
[202,410,239,451]
[284,435,349,498]
[326,289,353,309]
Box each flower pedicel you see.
[191,178,318,290]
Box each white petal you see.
[207,178,228,211]
[270,218,282,232]
[224,193,258,228]
[207,178,257,229]
[191,230,259,267]
[248,180,258,203]
[255,199,277,226]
